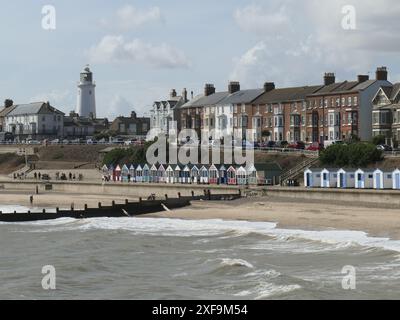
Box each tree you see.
[372,135,386,146]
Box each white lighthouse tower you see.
[76,65,96,118]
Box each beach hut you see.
[182,165,191,184]
[158,164,166,183]
[304,168,321,188]
[174,165,182,183]
[135,164,143,183]
[200,166,209,184]
[237,166,248,185]
[392,169,400,190]
[190,165,200,184]
[247,164,258,185]
[208,165,219,184]
[114,165,122,182]
[108,164,114,181]
[143,164,150,183]
[355,169,374,189]
[129,165,136,182]
[219,165,227,185]
[166,165,174,184]
[321,168,337,188]
[150,164,158,183]
[227,166,237,185]
[121,164,130,182]
[337,168,356,189]
[373,169,393,190]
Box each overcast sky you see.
[0,0,399,118]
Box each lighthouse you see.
[76,65,96,118]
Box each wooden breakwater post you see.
[98,202,102,208]
[112,201,115,207]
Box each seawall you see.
[0,180,241,198]
[262,187,400,209]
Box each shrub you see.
[320,143,383,167]
[372,135,386,146]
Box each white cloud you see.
[231,0,400,87]
[87,35,190,69]
[117,5,162,29]
[101,4,163,30]
[234,4,290,35]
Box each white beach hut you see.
[200,166,209,184]
[373,169,393,190]
[393,169,400,190]
[135,164,143,183]
[304,168,321,188]
[158,164,166,183]
[166,165,174,184]
[321,168,337,188]
[182,165,191,184]
[174,165,182,184]
[337,168,356,189]
[190,165,200,184]
[129,165,136,182]
[355,169,374,189]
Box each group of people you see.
[32,172,83,181]
[13,173,27,180]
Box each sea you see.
[0,204,400,300]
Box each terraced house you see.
[372,83,400,146]
[305,67,391,144]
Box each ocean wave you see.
[219,258,254,269]
[3,211,400,253]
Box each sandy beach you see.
[1,190,400,240]
[146,197,400,240]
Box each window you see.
[368,174,373,179]
[348,97,352,106]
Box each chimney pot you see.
[263,82,275,92]
[170,89,177,99]
[357,75,369,83]
[228,81,240,94]
[204,84,216,97]
[324,73,336,86]
[376,66,388,81]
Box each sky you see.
[0,0,399,119]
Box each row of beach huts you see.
[304,168,400,190]
[101,163,282,186]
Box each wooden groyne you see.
[0,191,242,223]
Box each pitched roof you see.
[7,102,64,116]
[217,89,265,105]
[253,86,322,104]
[0,106,17,117]
[180,92,230,108]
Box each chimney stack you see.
[357,75,369,83]
[264,82,275,92]
[131,111,137,119]
[376,67,388,81]
[4,99,13,108]
[204,84,216,97]
[228,81,241,94]
[182,88,188,102]
[170,89,177,99]
[324,73,336,86]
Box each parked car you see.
[307,142,324,151]
[51,139,60,145]
[377,144,393,152]
[266,141,276,148]
[288,141,306,150]
[41,174,51,181]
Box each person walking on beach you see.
[29,195,33,205]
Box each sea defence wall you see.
[262,187,400,208]
[0,180,240,198]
